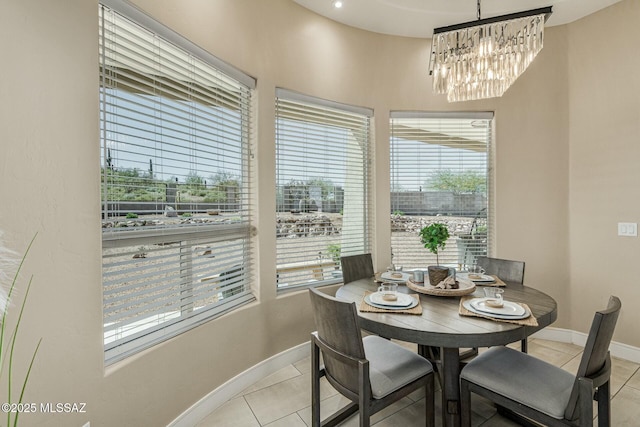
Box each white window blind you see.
[390,112,493,270]
[99,3,255,364]
[275,89,372,289]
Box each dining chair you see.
[460,295,621,427]
[309,287,435,427]
[340,253,374,284]
[475,256,528,352]
[476,256,525,284]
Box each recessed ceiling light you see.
[332,1,343,9]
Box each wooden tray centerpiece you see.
[406,277,476,297]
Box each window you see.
[390,112,493,270]
[99,2,255,363]
[275,89,372,289]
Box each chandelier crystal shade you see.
[429,6,552,102]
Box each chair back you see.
[564,295,621,420]
[309,287,366,395]
[476,256,525,284]
[340,253,374,284]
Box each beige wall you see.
[0,0,633,425]
[567,0,640,344]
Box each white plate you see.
[463,298,530,320]
[365,294,419,310]
[470,298,526,316]
[380,271,411,282]
[459,272,496,283]
[369,292,415,307]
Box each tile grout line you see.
[246,363,311,426]
[242,394,263,427]
[611,365,640,400]
[242,363,306,397]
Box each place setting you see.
[456,265,507,287]
[375,265,412,284]
[360,282,422,315]
[459,287,538,326]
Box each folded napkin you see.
[360,291,423,315]
[435,276,459,289]
[458,296,538,327]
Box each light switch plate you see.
[618,222,637,237]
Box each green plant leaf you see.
[418,223,450,265]
[0,233,40,427]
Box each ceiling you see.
[293,0,621,38]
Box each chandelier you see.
[429,2,552,102]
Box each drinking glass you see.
[378,282,398,301]
[483,287,504,307]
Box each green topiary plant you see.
[326,243,341,267]
[419,223,450,266]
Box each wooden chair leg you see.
[418,345,442,388]
[578,377,595,427]
[311,340,322,427]
[359,361,371,427]
[597,381,611,427]
[425,373,435,427]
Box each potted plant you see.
[326,243,341,269]
[419,223,450,286]
[457,208,488,269]
[326,243,344,279]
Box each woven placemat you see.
[374,272,406,283]
[472,275,507,287]
[459,296,538,327]
[360,291,423,315]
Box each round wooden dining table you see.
[335,277,557,427]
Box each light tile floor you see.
[197,339,640,426]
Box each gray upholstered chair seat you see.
[460,346,574,419]
[460,296,621,427]
[363,335,433,399]
[309,287,435,426]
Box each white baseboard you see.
[167,342,310,427]
[170,329,640,426]
[532,327,640,363]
